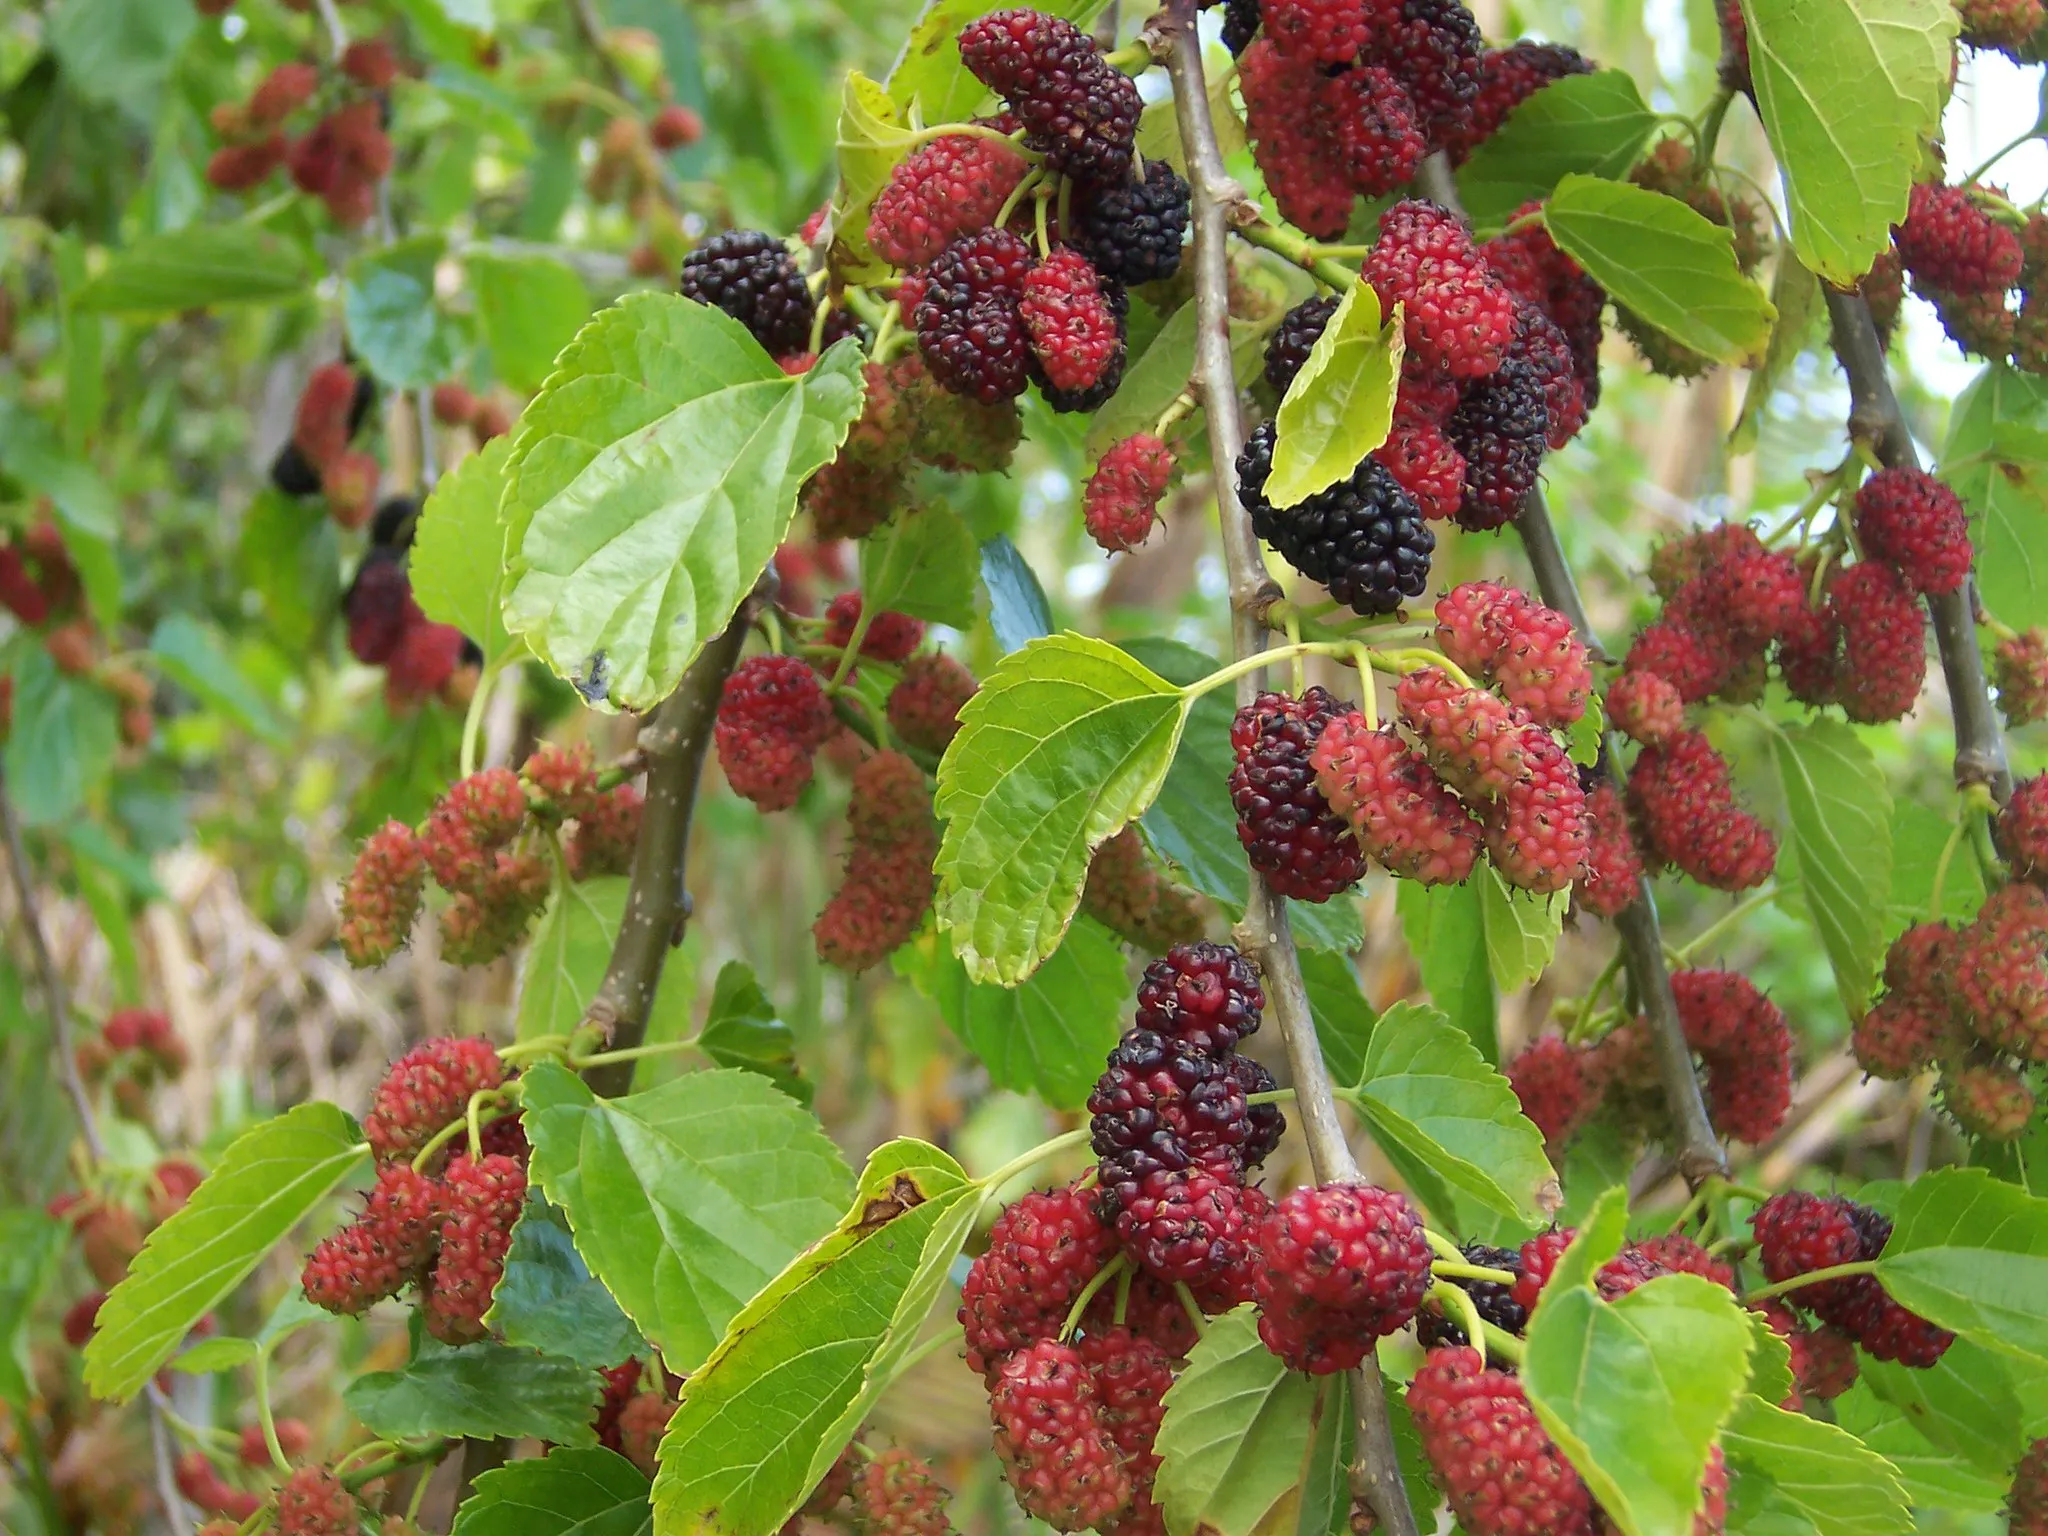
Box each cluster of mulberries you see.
[1995,626,2048,727]
[1850,791,2048,1140]
[1406,1229,1747,1536]
[1250,198,1600,570]
[1082,433,1178,553]
[957,944,1278,1531]
[0,523,156,748]
[1506,967,1794,1152]
[204,46,399,227]
[344,502,479,711]
[1081,826,1208,954]
[270,361,381,527]
[302,1036,530,1343]
[337,749,634,968]
[1234,0,1484,237]
[1890,181,2048,372]
[427,379,512,445]
[1281,583,1594,893]
[1752,1191,1954,1367]
[74,1008,188,1107]
[1617,138,1771,378]
[843,10,1182,423]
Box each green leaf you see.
[1833,1386,2011,1515]
[1153,1307,1324,1536]
[452,1448,653,1536]
[345,234,465,390]
[69,225,310,314]
[652,1141,980,1536]
[1742,0,1957,285]
[1733,252,1824,453]
[859,504,980,631]
[237,486,340,656]
[149,614,288,745]
[933,633,1191,985]
[1940,364,2048,633]
[83,1103,368,1402]
[0,1210,64,1410]
[893,915,1128,1109]
[346,1335,601,1446]
[1885,799,1984,932]
[1456,71,1658,235]
[1127,637,1361,955]
[469,251,594,395]
[518,878,627,1044]
[1722,1394,1913,1536]
[1875,1167,2048,1367]
[1296,1374,1354,1536]
[502,295,865,711]
[1300,948,1377,1091]
[1478,866,1568,995]
[1267,284,1402,509]
[1542,175,1776,368]
[0,401,121,628]
[3,646,118,829]
[1768,718,1891,1019]
[1522,1191,1756,1536]
[1744,1308,1796,1410]
[980,536,1054,653]
[1860,1339,2025,1476]
[698,962,809,1105]
[1086,300,1197,461]
[487,1202,645,1371]
[412,435,519,668]
[1342,1001,1556,1227]
[522,1061,853,1375]
[47,0,194,114]
[830,71,922,282]
[1566,693,1605,770]
[1395,879,1496,1062]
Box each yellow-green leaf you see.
[1267,286,1402,509]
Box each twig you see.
[1821,287,2012,802]
[1413,151,1730,1189]
[1161,11,1417,1535]
[1,767,192,1530]
[580,584,765,1098]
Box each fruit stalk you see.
[1161,8,1419,1532]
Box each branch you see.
[1160,12,1418,1535]
[580,585,763,1098]
[1413,151,1730,1188]
[1821,286,2012,803]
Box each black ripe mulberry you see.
[1237,421,1435,615]
[680,229,816,356]
[1229,687,1368,902]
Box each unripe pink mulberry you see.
[715,654,835,811]
[361,1036,505,1164]
[1311,711,1482,886]
[339,821,428,967]
[1084,434,1175,553]
[424,1152,526,1343]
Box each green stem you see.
[1740,1260,1877,1305]
[458,658,502,779]
[1435,1279,1491,1366]
[977,1126,1094,1197]
[1693,86,1735,172]
[1152,390,1197,440]
[1061,1254,1131,1339]
[571,1037,707,1071]
[1432,1260,1518,1285]
[253,1353,291,1473]
[1929,814,1969,924]
[1674,888,1778,964]
[1172,1281,1210,1337]
[1570,950,1627,1043]
[995,167,1045,232]
[410,1091,514,1173]
[1231,218,1359,291]
[1966,126,2040,188]
[1421,1227,1466,1264]
[1183,641,1359,700]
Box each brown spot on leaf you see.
[853,1174,929,1235]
